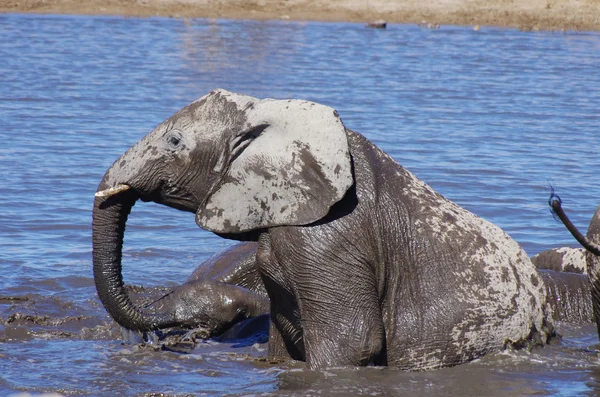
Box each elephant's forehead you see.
[164,89,258,138]
[208,89,258,109]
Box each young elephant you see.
[94,89,564,370]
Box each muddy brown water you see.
[1,13,600,396]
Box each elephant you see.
[108,241,269,350]
[534,265,592,324]
[93,89,594,370]
[548,195,600,335]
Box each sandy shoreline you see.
[2,0,600,31]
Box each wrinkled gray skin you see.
[547,201,600,335]
[95,89,580,370]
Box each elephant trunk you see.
[92,187,177,332]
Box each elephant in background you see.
[534,264,592,324]
[531,226,595,324]
[532,247,587,274]
[548,198,600,334]
[93,89,594,370]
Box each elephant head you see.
[549,193,600,335]
[140,280,269,337]
[92,89,353,332]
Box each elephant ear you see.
[196,97,353,234]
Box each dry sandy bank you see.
[2,0,600,31]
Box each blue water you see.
[1,13,599,396]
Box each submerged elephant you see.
[548,197,600,334]
[132,242,267,340]
[533,258,592,324]
[93,89,593,370]
[531,214,597,325]
[118,241,270,350]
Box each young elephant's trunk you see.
[92,188,177,331]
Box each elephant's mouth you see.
[160,185,200,213]
[96,182,195,211]
[95,183,162,203]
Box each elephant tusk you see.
[95,184,132,198]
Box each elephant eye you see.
[166,131,183,149]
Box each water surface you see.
[1,13,599,396]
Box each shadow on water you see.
[1,12,600,396]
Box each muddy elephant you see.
[531,221,596,325]
[93,89,593,370]
[532,257,592,324]
[548,197,600,334]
